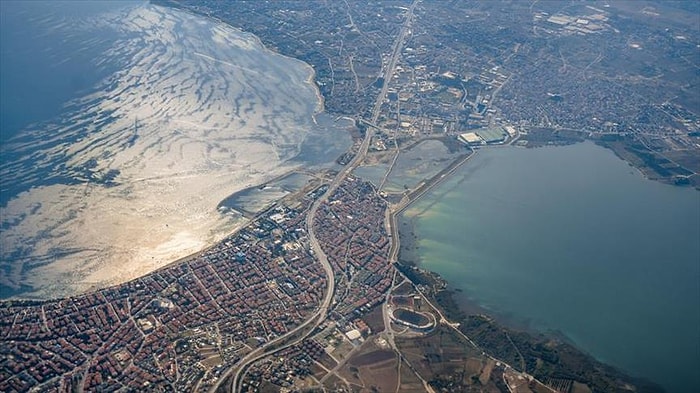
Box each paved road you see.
[221,193,337,393]
[219,2,420,392]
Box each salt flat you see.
[0,3,332,298]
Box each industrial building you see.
[476,127,508,144]
[459,132,483,145]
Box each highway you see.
[219,192,337,393]
[221,2,419,392]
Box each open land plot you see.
[332,339,402,392]
[336,365,365,390]
[397,358,428,393]
[361,305,385,334]
[331,340,356,362]
[504,368,535,393]
[317,350,339,372]
[664,149,700,174]
[465,357,486,378]
[200,355,223,369]
[346,339,389,362]
[391,296,413,307]
[596,139,695,182]
[357,360,399,392]
[395,325,493,391]
[477,358,496,386]
[321,373,347,392]
[259,381,283,393]
[353,164,391,188]
[348,350,396,368]
[310,362,328,380]
[392,280,415,296]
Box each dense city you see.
[3,0,698,392]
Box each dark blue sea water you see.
[0,1,141,207]
[0,1,139,142]
[402,142,700,392]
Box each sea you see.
[401,142,700,393]
[0,0,351,298]
[0,1,132,144]
[3,1,699,391]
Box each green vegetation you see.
[459,315,664,393]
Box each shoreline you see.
[382,143,548,335]
[388,143,677,392]
[154,0,326,118]
[395,194,544,335]
[0,3,338,303]
[1,3,690,391]
[393,197,667,393]
[0,172,301,303]
[386,143,550,335]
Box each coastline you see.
[393,188,666,393]
[388,143,689,392]
[3,2,694,392]
[155,0,326,117]
[396,209,540,334]
[387,145,543,333]
[0,2,339,302]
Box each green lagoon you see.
[401,141,700,392]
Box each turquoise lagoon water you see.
[402,142,700,392]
